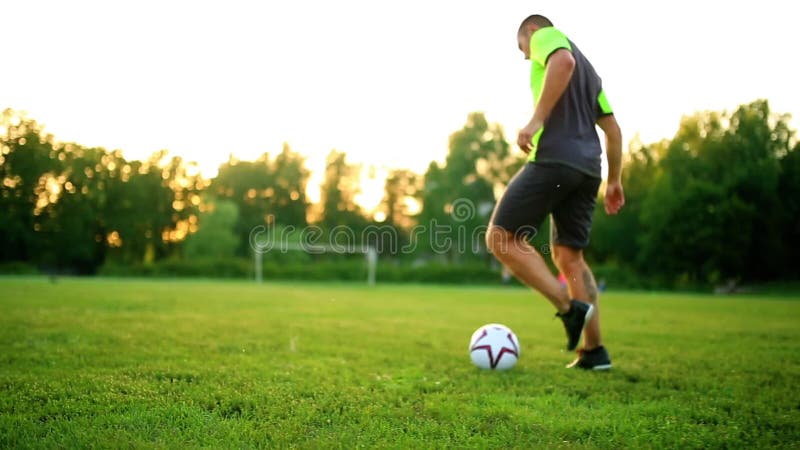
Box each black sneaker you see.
[556,300,594,351]
[567,346,612,370]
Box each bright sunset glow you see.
[2,0,797,212]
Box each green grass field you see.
[1,277,799,448]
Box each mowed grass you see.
[1,278,799,449]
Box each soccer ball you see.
[469,323,520,370]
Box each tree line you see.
[1,101,798,286]
[592,100,799,286]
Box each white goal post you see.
[253,243,378,286]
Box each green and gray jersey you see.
[528,27,612,178]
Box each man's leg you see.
[486,163,594,351]
[552,244,602,350]
[554,244,612,370]
[486,225,570,314]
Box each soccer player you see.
[485,14,624,370]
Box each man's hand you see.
[604,180,625,215]
[517,118,543,154]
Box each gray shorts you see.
[489,162,601,249]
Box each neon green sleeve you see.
[597,89,613,115]
[529,27,572,67]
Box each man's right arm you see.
[597,114,625,215]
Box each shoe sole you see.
[565,361,613,370]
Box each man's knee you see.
[552,245,584,272]
[485,225,512,255]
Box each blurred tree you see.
[211,146,309,256]
[778,141,800,277]
[319,150,367,232]
[0,110,61,264]
[183,198,239,259]
[418,112,517,261]
[380,168,419,230]
[637,100,793,284]
[1,110,199,272]
[102,151,201,265]
[41,145,110,272]
[372,168,421,256]
[720,101,790,279]
[271,143,310,227]
[212,153,276,256]
[588,137,663,267]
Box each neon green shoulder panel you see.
[529,27,572,101]
[529,27,572,66]
[597,89,613,114]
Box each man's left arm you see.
[518,49,575,152]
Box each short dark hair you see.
[518,14,553,35]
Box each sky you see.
[2,0,798,209]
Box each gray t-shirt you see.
[527,27,613,178]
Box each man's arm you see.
[517,49,575,152]
[533,49,575,124]
[597,114,625,215]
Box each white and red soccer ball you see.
[469,323,520,370]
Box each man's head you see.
[517,14,553,60]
